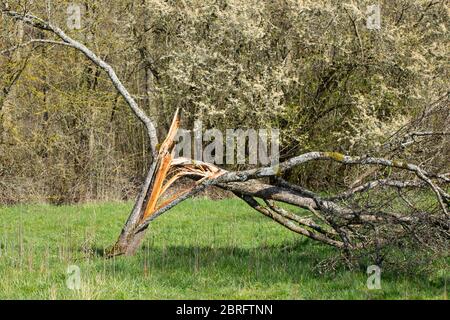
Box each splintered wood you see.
[140,109,225,222]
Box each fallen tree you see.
[2,6,448,259]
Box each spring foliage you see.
[0,0,448,203]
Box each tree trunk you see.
[108,162,156,256]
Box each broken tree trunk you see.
[108,110,180,256]
[108,109,226,256]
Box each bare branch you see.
[238,193,345,248]
[215,152,448,215]
[0,39,72,55]
[264,199,338,237]
[326,179,426,201]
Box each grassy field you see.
[0,198,448,299]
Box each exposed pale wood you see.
[140,109,180,221]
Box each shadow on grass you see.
[104,240,346,282]
[86,240,447,295]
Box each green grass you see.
[0,199,448,299]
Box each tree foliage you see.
[0,0,448,203]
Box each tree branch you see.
[0,39,73,55]
[1,9,159,156]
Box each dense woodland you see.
[0,0,448,205]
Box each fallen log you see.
[107,110,449,256]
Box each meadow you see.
[0,199,448,299]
